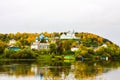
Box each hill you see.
[75,32,117,47]
[0,32,119,59]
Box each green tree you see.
[0,41,7,54]
[49,43,57,54]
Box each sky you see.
[0,0,120,45]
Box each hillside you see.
[0,32,120,59]
[75,32,117,47]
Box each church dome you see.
[45,37,49,40]
[40,34,44,40]
[36,37,38,40]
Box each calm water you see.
[0,60,120,80]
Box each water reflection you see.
[0,60,120,80]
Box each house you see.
[94,44,108,52]
[8,39,16,46]
[101,44,107,48]
[8,39,20,51]
[71,47,79,52]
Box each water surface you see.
[0,60,120,80]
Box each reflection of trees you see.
[74,61,102,79]
[0,62,34,77]
[0,61,120,79]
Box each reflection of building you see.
[65,72,76,80]
[31,65,38,75]
[31,34,50,50]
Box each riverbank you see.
[1,53,120,62]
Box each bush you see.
[3,48,16,58]
[2,48,36,59]
[15,48,36,59]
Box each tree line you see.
[0,32,120,59]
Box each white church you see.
[60,30,79,39]
[31,34,50,50]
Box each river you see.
[0,60,120,80]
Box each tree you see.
[0,41,7,54]
[7,33,14,39]
[78,44,88,56]
[49,43,57,54]
[15,32,22,40]
[15,41,22,48]
[15,48,36,59]
[56,40,64,54]
[27,34,36,45]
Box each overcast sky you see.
[0,0,120,45]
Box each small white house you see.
[71,47,79,52]
[9,39,16,46]
[94,44,108,52]
[101,44,107,48]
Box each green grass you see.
[37,55,52,61]
[0,59,36,61]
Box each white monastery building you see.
[60,30,79,39]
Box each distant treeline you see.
[0,32,120,59]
